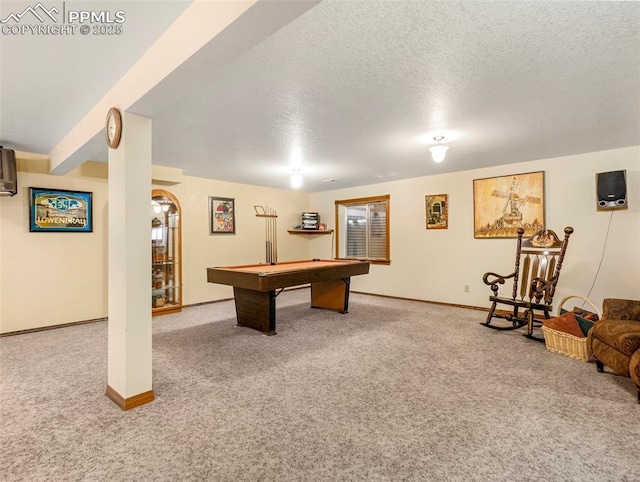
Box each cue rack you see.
[254,205,278,264]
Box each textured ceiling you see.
[0,0,192,153]
[1,0,639,192]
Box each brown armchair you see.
[588,298,640,404]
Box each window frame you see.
[334,194,390,265]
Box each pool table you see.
[206,259,370,335]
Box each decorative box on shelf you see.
[301,212,319,230]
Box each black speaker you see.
[596,170,627,209]
[0,146,18,197]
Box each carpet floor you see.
[1,290,639,481]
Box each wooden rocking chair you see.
[481,227,574,340]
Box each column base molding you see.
[106,385,155,411]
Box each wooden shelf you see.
[288,230,334,235]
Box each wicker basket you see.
[542,295,601,362]
[541,326,590,361]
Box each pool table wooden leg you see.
[311,277,351,313]
[233,287,277,335]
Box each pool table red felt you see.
[206,259,370,335]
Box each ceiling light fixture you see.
[290,169,303,189]
[429,136,449,163]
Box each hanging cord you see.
[583,209,614,305]
[331,230,335,259]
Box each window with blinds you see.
[335,195,390,264]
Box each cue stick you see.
[265,209,270,263]
[272,208,278,263]
[268,206,271,262]
[269,207,273,264]
[268,206,272,263]
[269,206,273,263]
[254,204,278,264]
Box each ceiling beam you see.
[48,0,261,175]
[48,0,321,175]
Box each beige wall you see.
[0,161,310,334]
[0,161,109,333]
[309,146,640,311]
[1,147,638,333]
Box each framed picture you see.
[29,187,93,233]
[426,194,448,229]
[209,196,235,234]
[473,171,545,238]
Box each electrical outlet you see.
[498,285,504,294]
[464,284,470,293]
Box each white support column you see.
[0,198,3,332]
[106,112,153,410]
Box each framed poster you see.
[29,187,93,233]
[473,171,544,238]
[209,196,235,234]
[425,194,448,229]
